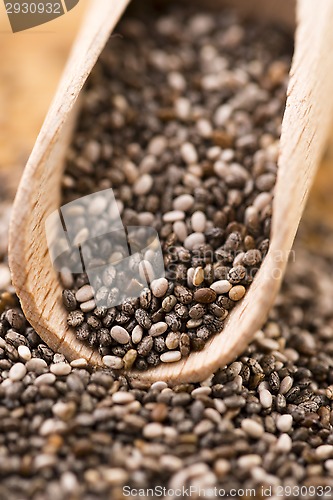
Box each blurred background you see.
[0,0,332,253]
[0,0,87,186]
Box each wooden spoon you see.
[9,0,333,386]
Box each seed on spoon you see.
[160,351,182,363]
[132,325,143,344]
[103,355,124,370]
[210,280,232,294]
[57,3,289,370]
[148,322,168,337]
[184,232,205,250]
[229,285,246,301]
[75,285,94,303]
[194,288,217,304]
[150,278,168,298]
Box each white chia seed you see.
[17,345,31,361]
[148,322,168,337]
[111,326,130,344]
[150,278,168,298]
[9,362,27,381]
[160,351,182,363]
[210,280,232,294]
[276,414,293,433]
[180,142,198,164]
[75,285,94,303]
[102,355,124,370]
[191,211,206,232]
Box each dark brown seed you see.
[153,337,166,353]
[97,328,112,346]
[121,298,137,316]
[203,315,223,332]
[5,329,29,348]
[115,312,131,325]
[146,351,160,366]
[213,266,230,280]
[224,232,242,251]
[135,357,148,371]
[94,306,107,318]
[150,297,161,313]
[269,371,280,392]
[216,296,235,310]
[151,403,168,422]
[191,337,205,351]
[62,290,77,311]
[88,331,97,346]
[174,264,188,282]
[193,288,217,304]
[5,309,26,330]
[112,346,126,357]
[151,309,165,323]
[208,303,226,318]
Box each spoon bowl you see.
[9,0,333,385]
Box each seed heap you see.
[60,6,292,371]
[62,6,290,370]
[3,4,333,497]
[2,241,333,497]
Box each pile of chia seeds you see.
[2,229,333,498]
[59,5,292,370]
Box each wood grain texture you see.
[9,0,333,386]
